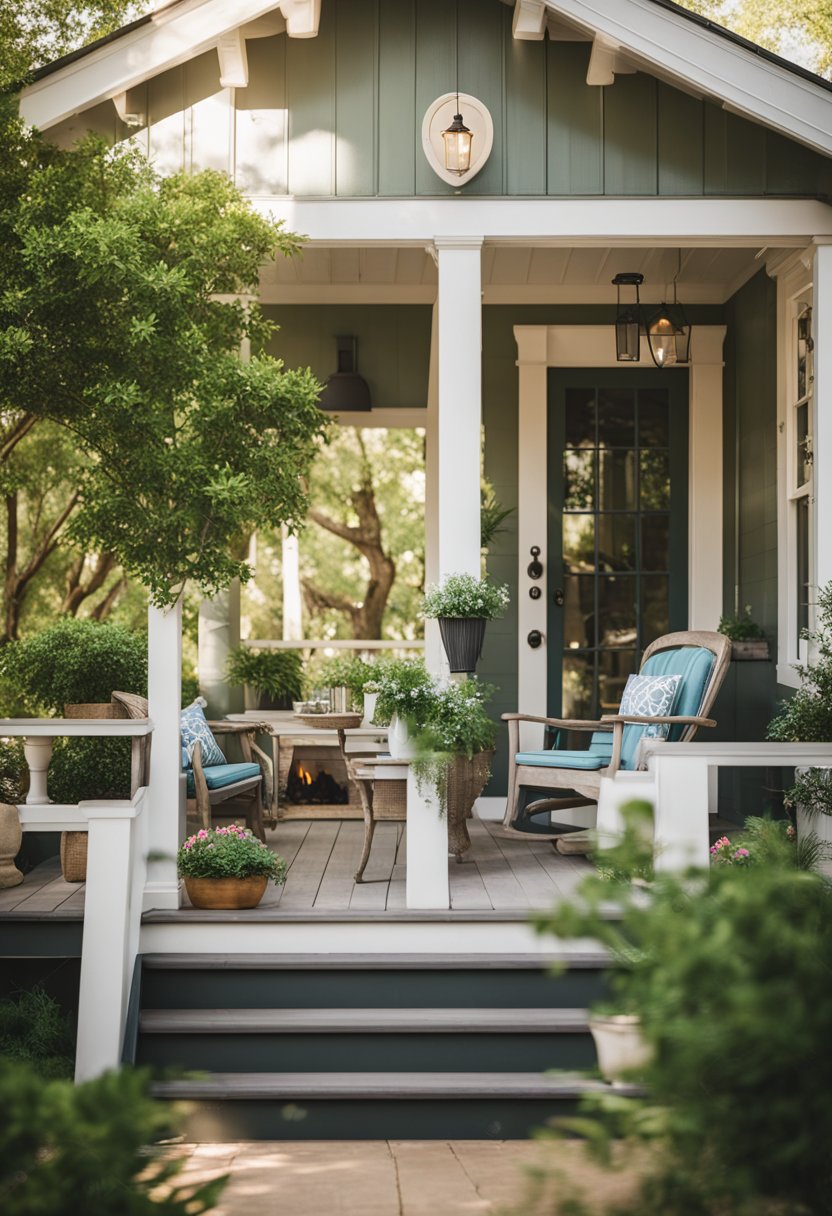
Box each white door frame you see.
[514,324,727,746]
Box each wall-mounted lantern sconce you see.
[442,111,473,176]
[318,336,371,412]
[612,272,643,362]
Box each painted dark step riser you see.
[136,1032,597,1074]
[0,924,83,958]
[167,1097,585,1141]
[140,969,609,1011]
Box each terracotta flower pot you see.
[184,874,268,909]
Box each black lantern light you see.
[612,272,644,362]
[442,0,473,177]
[318,336,371,412]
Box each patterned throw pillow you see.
[180,698,227,769]
[619,672,682,740]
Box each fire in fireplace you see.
[287,760,349,805]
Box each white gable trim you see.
[542,0,832,157]
[19,0,319,131]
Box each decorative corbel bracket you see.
[512,0,547,41]
[217,29,249,88]
[277,0,321,39]
[586,33,637,86]
[112,90,145,127]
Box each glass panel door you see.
[548,369,689,719]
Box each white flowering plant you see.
[421,573,509,621]
[372,659,437,729]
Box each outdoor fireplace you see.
[284,747,351,807]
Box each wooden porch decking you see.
[1,816,591,921]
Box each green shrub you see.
[0,618,147,714]
[0,619,147,804]
[314,655,375,709]
[0,738,25,804]
[0,1061,225,1215]
[226,645,304,703]
[539,803,832,1215]
[0,987,74,1080]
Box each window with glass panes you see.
[791,303,813,648]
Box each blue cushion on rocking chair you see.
[514,750,605,770]
[186,761,261,797]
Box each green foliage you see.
[0,618,146,801]
[0,987,74,1080]
[0,113,328,607]
[226,646,303,701]
[0,1,146,89]
[372,659,436,727]
[314,655,375,708]
[676,0,832,78]
[177,825,286,883]
[480,487,514,552]
[538,803,832,1215]
[0,618,146,714]
[0,1060,226,1215]
[421,573,509,621]
[717,604,766,641]
[0,738,25,803]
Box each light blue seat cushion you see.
[181,699,227,768]
[185,761,261,797]
[515,749,605,771]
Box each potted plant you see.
[362,678,380,727]
[718,604,769,659]
[177,823,286,909]
[421,573,509,673]
[767,581,832,856]
[372,659,436,759]
[315,655,375,715]
[226,646,304,711]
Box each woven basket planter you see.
[447,749,494,859]
[372,778,407,820]
[438,617,487,673]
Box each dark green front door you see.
[547,369,689,720]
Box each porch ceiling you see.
[258,242,787,305]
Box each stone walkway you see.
[172,1140,642,1215]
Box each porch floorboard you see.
[2,816,593,921]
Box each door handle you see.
[527,546,544,580]
[553,588,565,607]
[527,630,544,649]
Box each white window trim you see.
[775,254,814,687]
[514,323,726,747]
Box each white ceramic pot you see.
[795,765,832,876]
[387,713,418,761]
[588,1014,651,1086]
[362,691,378,728]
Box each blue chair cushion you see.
[516,750,605,771]
[181,699,227,768]
[185,761,261,797]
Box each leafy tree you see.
[0,108,327,610]
[677,0,832,78]
[0,1,148,89]
[299,427,425,639]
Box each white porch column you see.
[688,326,727,629]
[282,525,303,640]
[428,237,486,680]
[813,242,832,592]
[145,601,184,909]
[425,301,442,674]
[405,767,450,909]
[198,580,241,717]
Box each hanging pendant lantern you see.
[612,272,644,362]
[442,112,473,176]
[646,253,691,367]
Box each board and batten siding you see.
[50,0,832,199]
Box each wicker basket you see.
[58,702,128,882]
[447,749,494,859]
[372,778,407,820]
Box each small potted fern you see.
[717,605,769,660]
[226,646,304,711]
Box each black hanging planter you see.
[438,617,487,673]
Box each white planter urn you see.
[387,713,418,761]
[588,1014,652,1087]
[362,691,378,729]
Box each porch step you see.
[150,1071,635,1141]
[139,1007,590,1033]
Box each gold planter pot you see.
[184,874,269,910]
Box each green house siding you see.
[61,0,832,200]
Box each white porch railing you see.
[7,716,154,1082]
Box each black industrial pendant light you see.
[318,336,371,412]
[612,272,644,362]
